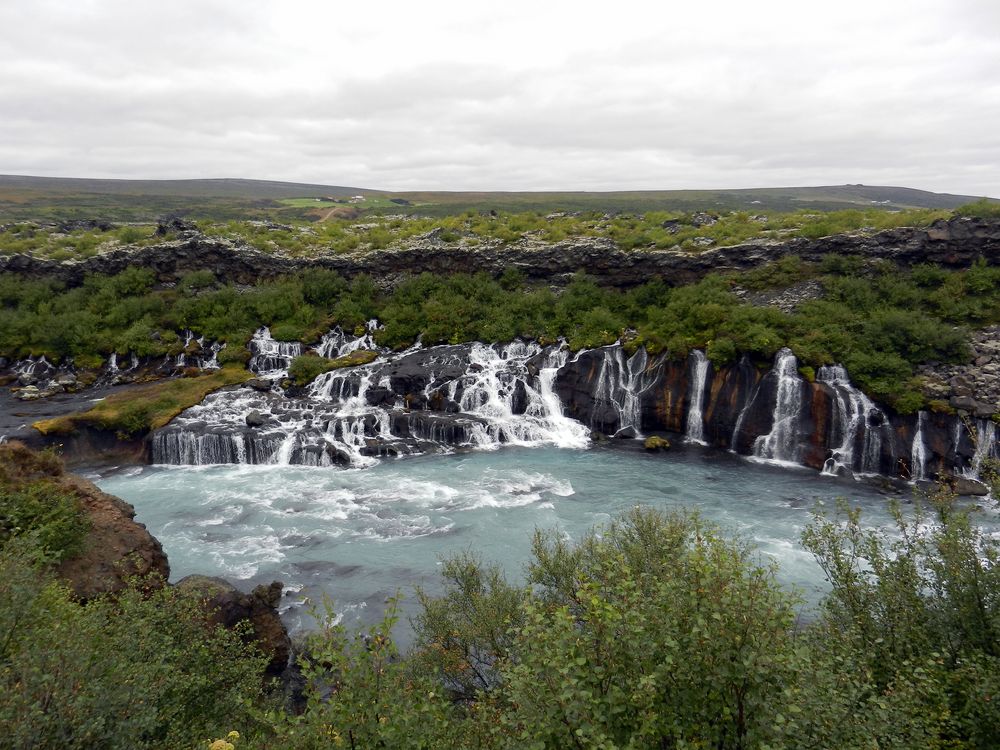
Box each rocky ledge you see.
[919,325,1000,418]
[1,216,997,290]
[0,441,291,673]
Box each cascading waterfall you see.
[317,320,382,358]
[910,411,928,482]
[684,350,709,445]
[818,364,887,477]
[459,342,589,449]
[249,328,303,376]
[751,348,804,466]
[965,419,997,480]
[140,323,994,484]
[591,346,657,436]
[152,334,589,468]
[13,356,53,379]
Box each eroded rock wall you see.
[2,217,998,290]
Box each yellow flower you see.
[227,731,240,741]
[208,741,234,750]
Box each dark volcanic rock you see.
[174,575,291,675]
[2,217,996,291]
[245,377,274,392]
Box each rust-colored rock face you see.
[54,473,170,600]
[553,347,992,487]
[0,441,169,600]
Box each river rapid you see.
[94,442,930,642]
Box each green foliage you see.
[802,491,1000,746]
[954,198,1000,219]
[0,480,89,562]
[413,551,526,700]
[271,596,458,749]
[287,350,378,386]
[264,500,1000,749]
[0,544,268,750]
[2,250,998,412]
[499,508,801,748]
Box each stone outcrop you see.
[2,216,998,290]
[919,325,1000,418]
[0,441,168,600]
[54,471,170,600]
[174,575,292,676]
[0,441,292,673]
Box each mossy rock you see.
[644,435,671,451]
[33,365,252,437]
[288,349,379,386]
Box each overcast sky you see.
[1,0,998,195]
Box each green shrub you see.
[954,198,1000,219]
[217,344,251,365]
[0,482,89,561]
[0,545,268,749]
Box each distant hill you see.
[0,175,994,222]
[0,175,367,199]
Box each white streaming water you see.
[817,364,887,477]
[248,327,303,377]
[590,346,658,436]
[316,320,382,358]
[751,349,804,467]
[966,419,997,479]
[152,336,589,468]
[684,350,710,445]
[911,411,928,482]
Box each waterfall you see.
[13,356,53,379]
[751,349,804,466]
[684,350,709,445]
[248,328,303,376]
[458,342,589,449]
[965,419,997,480]
[534,348,592,449]
[591,346,657,436]
[817,364,887,477]
[317,320,382,358]
[151,334,591,468]
[910,411,928,482]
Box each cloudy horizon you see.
[1,0,998,197]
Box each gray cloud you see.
[0,0,997,195]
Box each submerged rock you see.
[644,435,671,451]
[948,474,991,497]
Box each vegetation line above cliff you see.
[5,203,993,260]
[3,251,999,412]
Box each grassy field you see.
[2,175,994,223]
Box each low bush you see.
[0,545,268,750]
